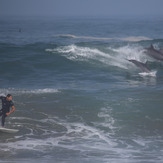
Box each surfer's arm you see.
[6,106,16,116]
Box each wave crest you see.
[46,44,150,70]
[55,34,152,42]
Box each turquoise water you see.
[0,16,163,163]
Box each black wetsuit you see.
[0,96,14,127]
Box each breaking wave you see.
[46,44,158,75]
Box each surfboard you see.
[0,127,19,133]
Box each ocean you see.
[0,16,163,163]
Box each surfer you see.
[0,94,16,127]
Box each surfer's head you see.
[6,94,12,101]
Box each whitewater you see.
[0,16,163,163]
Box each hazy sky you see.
[0,0,163,17]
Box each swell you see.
[46,43,163,74]
[1,41,163,89]
[55,34,153,42]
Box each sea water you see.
[0,16,163,163]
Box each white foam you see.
[112,45,147,62]
[47,44,131,69]
[97,107,116,130]
[47,44,158,75]
[0,117,116,153]
[55,44,109,59]
[0,114,160,162]
[0,88,59,96]
[139,70,157,77]
[22,88,59,94]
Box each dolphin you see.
[144,45,163,61]
[128,59,151,73]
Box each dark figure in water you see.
[128,59,151,73]
[145,45,163,61]
[0,94,16,127]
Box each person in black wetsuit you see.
[0,94,16,127]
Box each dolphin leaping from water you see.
[145,45,163,61]
[128,59,151,73]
